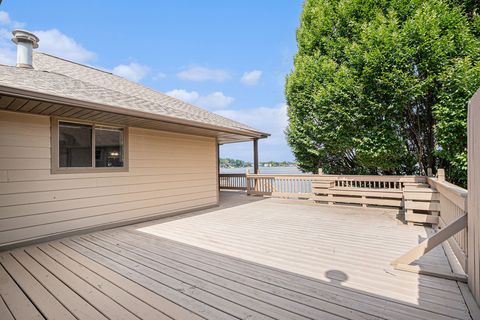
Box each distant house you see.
[0,30,268,249]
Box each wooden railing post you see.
[217,142,220,192]
[253,138,259,174]
[467,88,480,305]
[327,176,334,205]
[438,169,445,182]
[245,168,251,195]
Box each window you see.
[59,122,93,167]
[53,119,127,173]
[95,126,124,167]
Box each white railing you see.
[219,173,247,190]
[246,174,317,198]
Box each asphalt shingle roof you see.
[0,52,266,136]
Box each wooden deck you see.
[0,191,475,319]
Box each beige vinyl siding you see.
[0,110,218,248]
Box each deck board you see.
[102,229,461,320]
[0,191,474,319]
[0,253,76,320]
[10,249,108,320]
[62,239,235,320]
[0,295,15,320]
[33,244,171,320]
[71,236,272,320]
[48,241,199,320]
[0,263,44,320]
[88,232,353,320]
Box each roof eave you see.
[0,85,270,140]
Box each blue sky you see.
[0,1,303,161]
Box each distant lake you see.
[220,166,303,174]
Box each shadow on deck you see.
[0,191,475,319]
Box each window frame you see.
[51,117,129,174]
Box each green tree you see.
[286,0,480,185]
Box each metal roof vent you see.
[11,29,39,69]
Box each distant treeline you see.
[220,158,296,168]
[261,161,297,167]
[220,158,252,168]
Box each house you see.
[0,29,268,249]
[1,29,479,320]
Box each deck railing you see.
[243,173,427,209]
[221,171,468,275]
[334,177,403,189]
[246,174,317,198]
[219,173,247,190]
[427,177,468,271]
[241,173,447,222]
[220,172,319,197]
[313,175,422,210]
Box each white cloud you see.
[33,29,96,63]
[217,104,294,161]
[177,66,230,82]
[241,70,262,86]
[0,46,15,65]
[0,11,11,25]
[197,92,234,109]
[0,29,15,65]
[0,28,96,66]
[0,12,25,65]
[166,89,199,102]
[153,72,166,81]
[112,62,150,82]
[216,104,288,145]
[0,10,96,66]
[166,89,234,110]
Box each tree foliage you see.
[286,0,480,185]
